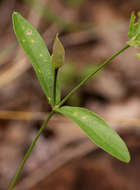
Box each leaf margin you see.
[56,106,130,163]
[12,11,55,106]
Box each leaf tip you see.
[12,11,19,20]
[120,145,131,163]
[131,11,135,17]
[124,152,131,163]
[12,12,24,25]
[13,11,18,16]
[12,11,21,29]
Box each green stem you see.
[9,44,130,189]
[53,68,59,106]
[9,110,55,190]
[57,44,130,108]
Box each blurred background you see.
[0,0,140,189]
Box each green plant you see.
[9,11,140,189]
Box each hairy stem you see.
[57,44,130,108]
[9,110,55,190]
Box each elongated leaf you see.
[56,106,130,163]
[12,12,54,106]
[128,12,136,39]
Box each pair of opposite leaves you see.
[12,12,130,163]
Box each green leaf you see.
[12,12,54,106]
[128,12,140,48]
[56,106,130,163]
[51,34,65,69]
[128,12,136,39]
[128,12,140,39]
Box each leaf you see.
[128,12,136,39]
[56,71,61,104]
[56,106,130,163]
[12,12,54,106]
[128,12,140,49]
[51,34,65,69]
[128,12,140,39]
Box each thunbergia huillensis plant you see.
[9,11,140,189]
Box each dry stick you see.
[0,110,47,120]
[1,110,140,128]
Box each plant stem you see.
[53,68,59,106]
[57,44,130,108]
[9,110,55,190]
[9,44,130,189]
